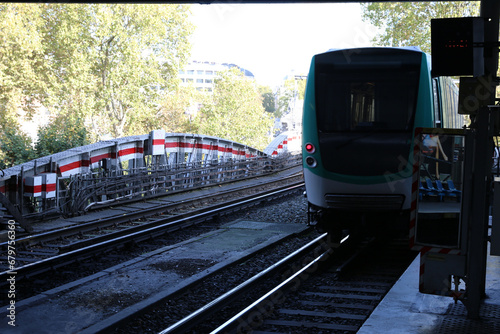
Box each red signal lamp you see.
[305,143,315,153]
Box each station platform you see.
[358,243,500,333]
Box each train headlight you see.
[305,156,317,168]
[305,143,315,154]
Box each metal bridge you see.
[0,130,301,232]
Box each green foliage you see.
[0,4,47,127]
[0,117,89,169]
[83,4,194,140]
[0,3,286,164]
[156,85,201,134]
[35,117,89,157]
[361,2,480,54]
[194,68,274,151]
[0,3,194,143]
[0,128,36,169]
[258,85,276,113]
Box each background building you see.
[179,61,255,92]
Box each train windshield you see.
[315,53,421,133]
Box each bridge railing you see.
[0,130,301,232]
[61,156,281,215]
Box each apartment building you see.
[179,61,255,92]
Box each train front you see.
[302,47,432,237]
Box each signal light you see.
[305,157,317,168]
[305,143,315,153]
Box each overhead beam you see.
[75,1,478,3]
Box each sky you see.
[189,3,379,87]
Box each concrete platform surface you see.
[358,248,500,334]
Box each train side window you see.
[432,78,442,127]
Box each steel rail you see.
[210,247,335,334]
[59,179,304,252]
[0,182,305,283]
[159,233,331,334]
[0,172,303,250]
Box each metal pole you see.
[465,0,499,319]
[466,107,493,319]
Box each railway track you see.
[1,162,417,333]
[159,233,335,334]
[155,233,416,334]
[1,177,416,334]
[0,172,303,286]
[0,192,314,334]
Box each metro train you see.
[302,47,465,240]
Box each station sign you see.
[431,17,484,77]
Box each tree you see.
[0,4,47,133]
[0,3,194,144]
[35,116,89,158]
[156,85,200,134]
[361,2,480,54]
[0,128,36,169]
[258,85,276,114]
[194,68,273,151]
[39,4,194,141]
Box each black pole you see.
[465,0,499,319]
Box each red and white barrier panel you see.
[245,150,258,159]
[90,147,116,169]
[271,142,284,157]
[150,130,165,156]
[415,246,462,256]
[165,138,219,156]
[163,137,256,161]
[164,137,180,154]
[118,141,144,162]
[180,139,197,154]
[218,145,233,158]
[58,153,90,177]
[198,139,215,155]
[24,176,42,197]
[42,173,57,199]
[234,148,247,159]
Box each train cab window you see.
[350,82,375,127]
[317,71,419,133]
[315,51,421,134]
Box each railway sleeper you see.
[300,300,375,311]
[279,308,366,320]
[18,249,58,257]
[300,291,382,301]
[262,319,359,332]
